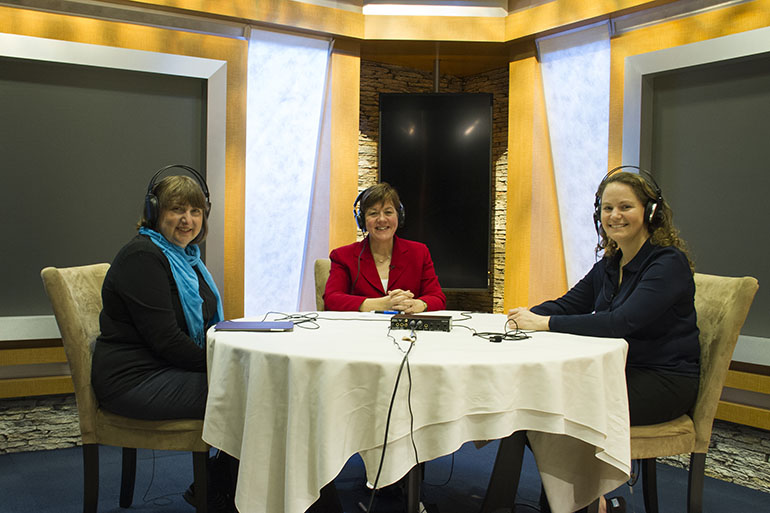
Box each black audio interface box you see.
[390,313,452,332]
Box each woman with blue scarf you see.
[92,173,222,419]
[92,173,234,512]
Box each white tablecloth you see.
[202,311,630,513]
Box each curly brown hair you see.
[596,171,693,271]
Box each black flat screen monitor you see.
[379,93,492,290]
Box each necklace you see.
[373,254,391,264]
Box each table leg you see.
[406,465,422,513]
[479,431,527,513]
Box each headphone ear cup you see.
[398,202,405,228]
[646,201,659,224]
[145,193,159,228]
[353,188,368,232]
[593,208,601,235]
[593,195,602,235]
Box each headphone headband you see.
[144,164,210,229]
[146,164,210,199]
[601,165,662,199]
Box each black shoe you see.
[183,483,235,513]
[607,496,626,513]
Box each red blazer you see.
[323,236,446,312]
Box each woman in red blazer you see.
[323,183,446,312]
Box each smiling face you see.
[600,182,650,250]
[158,203,203,248]
[364,200,399,243]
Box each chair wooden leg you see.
[641,458,659,513]
[119,447,137,508]
[687,453,706,513]
[193,450,209,513]
[82,444,99,513]
[479,431,527,513]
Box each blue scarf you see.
[139,227,224,347]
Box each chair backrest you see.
[41,264,110,443]
[691,272,758,452]
[314,258,331,311]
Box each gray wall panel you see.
[0,57,205,317]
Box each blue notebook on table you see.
[214,320,294,332]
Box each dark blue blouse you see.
[531,240,700,377]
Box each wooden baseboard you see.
[716,400,770,431]
[1,345,67,366]
[716,363,770,430]
[0,339,71,398]
[0,375,74,399]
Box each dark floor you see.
[1,440,768,513]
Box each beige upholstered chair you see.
[314,258,331,311]
[41,264,209,513]
[630,273,758,513]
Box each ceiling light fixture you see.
[362,4,507,17]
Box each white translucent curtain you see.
[244,28,331,316]
[537,22,611,287]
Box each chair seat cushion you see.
[630,414,696,459]
[94,408,209,452]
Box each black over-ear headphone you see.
[593,165,663,235]
[353,185,406,232]
[144,164,211,229]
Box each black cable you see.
[350,238,367,294]
[454,313,531,343]
[258,311,395,328]
[259,311,321,329]
[140,449,177,506]
[143,449,158,503]
[365,331,417,513]
[473,331,530,342]
[422,453,455,487]
[315,315,393,323]
[405,337,419,465]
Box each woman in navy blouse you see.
[508,169,700,512]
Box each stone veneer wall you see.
[0,395,80,453]
[359,60,508,313]
[1,395,769,494]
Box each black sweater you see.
[91,235,217,402]
[531,240,700,377]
